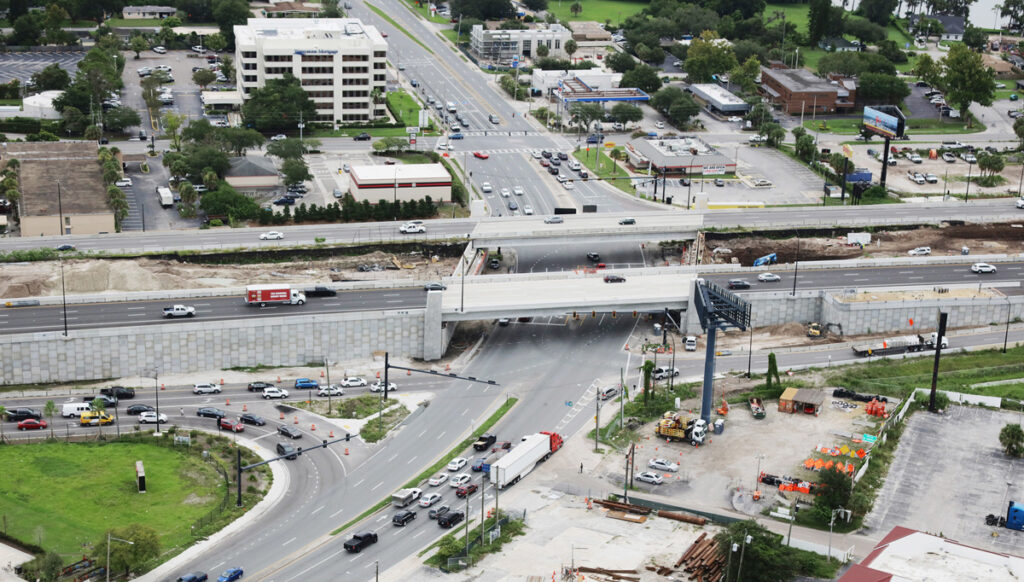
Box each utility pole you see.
[464,492,471,557]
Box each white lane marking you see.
[371,481,384,491]
[462,407,469,416]
[283,536,297,546]
[354,478,365,487]
[125,306,146,310]
[388,453,398,462]
[407,455,418,465]
[310,505,324,515]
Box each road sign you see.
[406,126,419,134]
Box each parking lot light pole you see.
[106,533,133,582]
[151,367,161,436]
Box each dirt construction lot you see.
[593,389,885,513]
[863,405,1024,553]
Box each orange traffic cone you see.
[446,363,451,371]
[311,423,316,431]
[220,378,224,385]
[407,370,411,376]
[294,416,299,424]
[277,376,281,383]
[329,430,334,438]
[280,411,285,419]
[226,398,230,405]
[160,383,165,390]
[320,370,325,378]
[345,448,349,455]
[243,404,248,412]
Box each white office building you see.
[469,23,572,63]
[234,18,388,125]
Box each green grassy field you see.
[805,116,986,135]
[828,345,1024,399]
[0,441,223,555]
[386,90,421,126]
[545,0,646,25]
[573,147,634,195]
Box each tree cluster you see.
[649,86,701,127]
[256,195,438,226]
[241,74,317,133]
[450,0,513,21]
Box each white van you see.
[446,101,457,113]
[598,386,618,401]
[62,402,92,417]
[684,336,697,351]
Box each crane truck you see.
[851,333,947,357]
[655,412,707,446]
[489,431,563,489]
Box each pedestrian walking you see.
[180,407,184,416]
[580,462,584,474]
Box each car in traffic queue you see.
[220,418,244,432]
[278,425,302,439]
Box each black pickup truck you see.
[343,532,378,553]
[100,386,136,399]
[4,408,42,421]
[473,433,497,451]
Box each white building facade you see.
[469,23,572,63]
[234,18,388,125]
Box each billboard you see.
[863,106,905,139]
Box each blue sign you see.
[863,106,900,139]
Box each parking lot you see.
[863,405,1024,553]
[121,48,219,137]
[0,51,84,85]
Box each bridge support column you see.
[699,325,719,424]
[684,290,700,335]
[423,290,445,361]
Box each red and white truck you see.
[244,284,306,307]
[489,431,563,489]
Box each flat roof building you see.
[759,66,855,115]
[122,5,176,19]
[624,135,735,176]
[469,23,572,63]
[838,526,1024,582]
[4,141,115,237]
[349,164,451,204]
[234,18,388,125]
[688,83,750,114]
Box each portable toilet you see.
[713,419,725,434]
[1007,501,1024,531]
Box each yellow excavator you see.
[807,322,843,338]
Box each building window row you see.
[342,102,367,109]
[241,51,256,59]
[302,54,334,62]
[315,102,334,110]
[342,90,368,97]
[373,51,386,58]
[266,66,291,75]
[342,113,369,121]
[342,66,368,74]
[302,66,335,74]
[306,90,334,98]
[342,54,369,62]
[242,62,257,70]
[302,78,333,86]
[264,54,293,62]
[373,74,385,82]
[373,62,385,69]
[243,75,258,83]
[314,114,334,122]
[342,78,369,85]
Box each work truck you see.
[489,431,563,489]
[162,305,196,318]
[655,412,707,445]
[244,284,306,306]
[851,333,947,357]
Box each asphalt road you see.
[6,260,1022,335]
[0,289,426,335]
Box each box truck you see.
[489,431,563,489]
[244,284,306,306]
[157,187,174,208]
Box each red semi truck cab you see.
[245,284,307,306]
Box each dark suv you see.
[247,381,275,392]
[100,386,135,399]
[5,408,42,421]
[343,532,378,552]
[175,573,207,582]
[393,510,416,526]
[438,510,465,528]
[84,394,118,408]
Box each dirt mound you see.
[764,322,806,336]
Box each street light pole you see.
[1003,297,1012,353]
[59,256,69,337]
[106,533,134,582]
[152,367,161,436]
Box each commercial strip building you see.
[469,22,572,63]
[838,526,1024,581]
[348,164,451,204]
[233,18,388,125]
[121,5,177,19]
[759,66,856,115]
[4,142,115,236]
[623,136,735,176]
[530,68,622,95]
[688,83,750,115]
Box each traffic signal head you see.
[346,433,351,441]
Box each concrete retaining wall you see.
[0,309,426,384]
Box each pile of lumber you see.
[593,499,652,515]
[676,532,725,581]
[575,566,639,581]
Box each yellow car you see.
[80,411,114,425]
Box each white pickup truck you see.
[162,305,196,318]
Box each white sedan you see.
[419,492,442,507]
[138,411,167,424]
[500,188,511,198]
[648,458,679,472]
[399,223,426,234]
[757,273,781,282]
[447,457,467,472]
[530,150,542,159]
[260,231,284,240]
[370,380,396,392]
[728,116,743,122]
[270,134,287,141]
[635,471,664,485]
[449,473,471,488]
[340,377,367,387]
[317,385,343,397]
[971,263,997,274]
[428,473,449,487]
[115,178,132,187]
[563,181,575,190]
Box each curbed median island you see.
[289,393,414,443]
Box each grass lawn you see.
[545,0,646,25]
[828,345,1024,400]
[366,2,433,55]
[396,0,449,24]
[805,116,986,135]
[995,89,1022,101]
[360,402,410,443]
[0,441,223,555]
[386,90,421,126]
[573,147,634,195]
[0,99,22,106]
[440,28,469,45]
